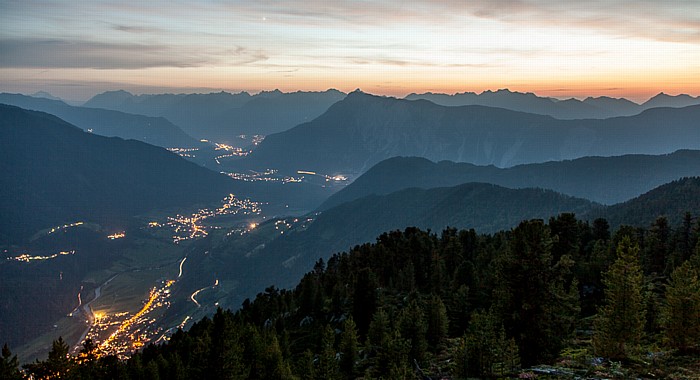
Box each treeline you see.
[3,213,700,379]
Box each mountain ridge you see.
[320,150,700,209]
[0,93,198,148]
[234,92,700,174]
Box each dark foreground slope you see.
[235,91,700,175]
[0,93,198,147]
[321,150,700,208]
[0,104,237,243]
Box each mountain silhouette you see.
[0,93,198,148]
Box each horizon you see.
[12,87,700,105]
[2,1,699,103]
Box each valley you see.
[2,90,700,378]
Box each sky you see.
[1,0,700,102]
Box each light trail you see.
[178,257,187,278]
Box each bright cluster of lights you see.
[167,147,199,158]
[151,194,263,243]
[223,169,303,183]
[107,232,125,240]
[84,280,176,359]
[7,250,75,262]
[47,221,84,235]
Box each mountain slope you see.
[0,104,238,243]
[84,89,346,141]
[604,177,700,227]
[236,91,700,174]
[215,183,596,300]
[0,93,198,148]
[320,150,700,209]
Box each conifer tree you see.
[661,260,700,352]
[594,236,645,359]
[425,294,449,350]
[398,299,428,363]
[316,325,339,380]
[339,317,359,377]
[456,309,520,378]
[0,344,22,380]
[493,219,578,364]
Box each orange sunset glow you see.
[1,1,699,101]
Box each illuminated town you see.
[107,232,126,240]
[6,250,76,263]
[213,142,251,164]
[166,147,199,158]
[47,221,84,235]
[151,194,263,243]
[82,280,176,359]
[222,169,303,183]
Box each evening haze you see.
[1,0,700,102]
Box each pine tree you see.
[456,309,520,378]
[0,344,22,380]
[24,336,74,379]
[493,219,579,365]
[425,294,449,350]
[316,325,339,380]
[398,298,428,363]
[339,317,359,377]
[594,236,646,359]
[661,260,700,352]
[210,308,246,380]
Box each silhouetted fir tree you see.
[645,216,671,275]
[24,336,74,379]
[315,325,339,380]
[550,213,582,263]
[457,309,520,378]
[425,294,448,350]
[440,227,463,280]
[396,260,416,292]
[592,218,611,241]
[367,308,391,356]
[446,284,470,335]
[339,317,359,377]
[493,220,578,365]
[0,344,22,380]
[594,236,645,359]
[210,308,246,380]
[661,260,700,352]
[352,268,379,337]
[398,298,428,363]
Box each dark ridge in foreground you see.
[320,150,700,209]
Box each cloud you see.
[0,38,268,69]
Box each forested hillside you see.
[7,213,700,379]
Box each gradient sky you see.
[1,0,699,102]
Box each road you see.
[71,274,118,352]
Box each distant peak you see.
[31,91,60,100]
[104,89,133,96]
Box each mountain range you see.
[406,89,700,119]
[321,150,700,209]
[234,91,700,174]
[0,93,197,148]
[83,89,346,141]
[0,105,234,243]
[0,104,342,243]
[207,176,700,309]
